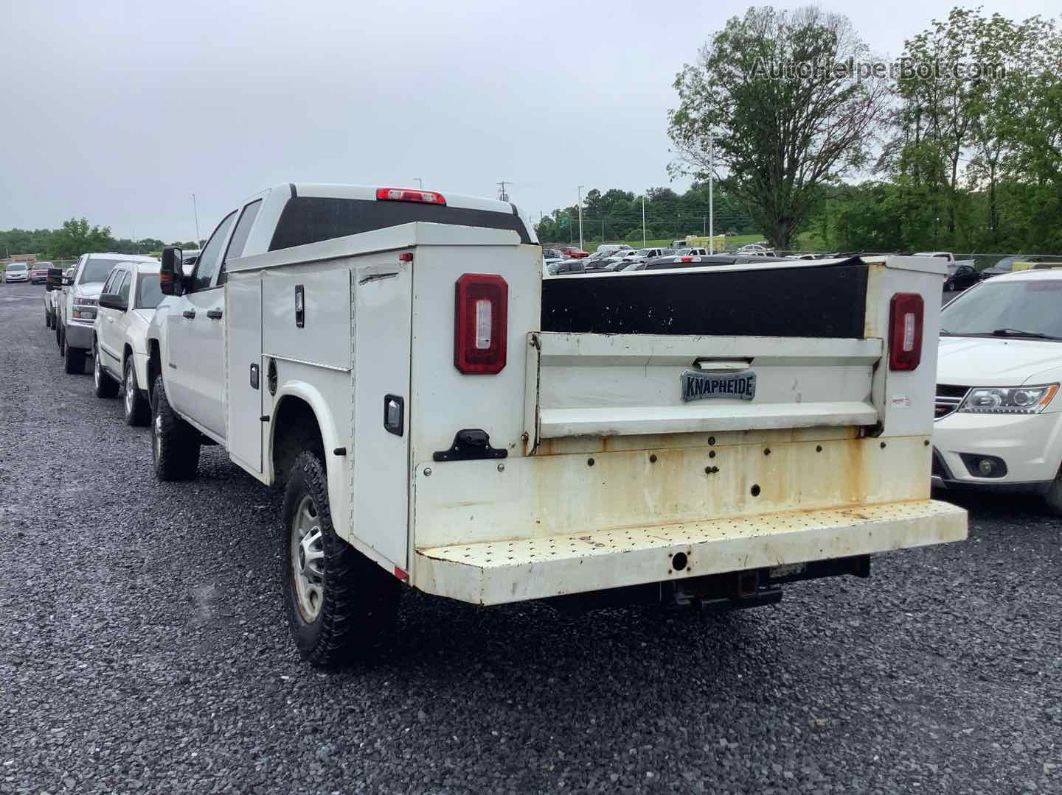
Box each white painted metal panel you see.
[412,434,933,548]
[408,243,542,463]
[533,333,881,441]
[225,274,263,475]
[261,264,352,371]
[351,262,414,569]
[414,500,967,604]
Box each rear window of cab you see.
[269,196,532,251]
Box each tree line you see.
[542,6,1061,254]
[0,218,199,261]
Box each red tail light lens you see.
[454,274,508,374]
[889,292,924,371]
[375,187,446,205]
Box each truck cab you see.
[148,183,966,667]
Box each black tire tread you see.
[282,451,399,667]
[151,374,201,481]
[124,358,151,426]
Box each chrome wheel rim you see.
[93,347,101,388]
[124,367,135,415]
[152,411,162,460]
[290,494,325,622]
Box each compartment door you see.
[351,265,413,569]
[226,276,264,475]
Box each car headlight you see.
[73,297,98,321]
[959,384,1059,414]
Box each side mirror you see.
[98,292,128,312]
[45,268,63,291]
[160,246,183,296]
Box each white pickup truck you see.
[147,183,966,666]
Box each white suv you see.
[933,269,1062,511]
[92,259,162,425]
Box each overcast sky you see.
[1,0,1057,241]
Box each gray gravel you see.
[1,283,1060,794]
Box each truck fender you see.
[268,381,345,503]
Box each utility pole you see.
[577,185,584,251]
[641,196,646,247]
[497,181,510,202]
[191,193,201,247]
[708,133,715,254]
[414,177,423,189]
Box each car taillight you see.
[889,292,924,371]
[454,274,507,374]
[376,187,446,205]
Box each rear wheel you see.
[92,341,119,397]
[150,374,201,481]
[282,451,399,666]
[122,357,151,426]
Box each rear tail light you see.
[889,292,924,371]
[454,274,507,374]
[376,187,446,205]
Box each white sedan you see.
[92,259,162,425]
[933,269,1062,511]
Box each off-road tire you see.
[123,358,151,426]
[92,340,119,398]
[150,374,201,481]
[64,335,86,374]
[282,451,400,667]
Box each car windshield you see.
[8,263,27,271]
[136,272,163,308]
[941,279,1062,340]
[79,257,125,284]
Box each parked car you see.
[736,243,777,257]
[981,255,1025,278]
[943,263,983,292]
[557,246,588,258]
[4,262,29,283]
[44,268,64,327]
[57,253,156,374]
[627,254,790,271]
[933,269,1062,512]
[91,259,162,425]
[30,262,52,284]
[913,251,974,274]
[551,258,586,275]
[144,183,962,667]
[594,244,632,257]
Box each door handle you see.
[182,309,196,319]
[206,309,223,320]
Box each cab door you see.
[97,268,126,377]
[167,211,237,439]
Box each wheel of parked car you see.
[64,333,86,375]
[92,340,119,398]
[150,374,201,481]
[1043,472,1062,516]
[57,323,64,354]
[122,358,150,426]
[282,450,400,666]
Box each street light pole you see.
[708,134,715,254]
[414,177,423,189]
[641,196,646,247]
[577,185,584,252]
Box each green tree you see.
[47,218,112,259]
[668,6,888,250]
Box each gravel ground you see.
[1,283,1059,794]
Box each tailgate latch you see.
[433,429,508,462]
